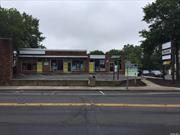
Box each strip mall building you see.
[0,38,125,83]
[16,48,125,74]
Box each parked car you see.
[150,70,163,77]
[142,70,150,76]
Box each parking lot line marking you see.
[0,103,180,108]
[99,91,105,95]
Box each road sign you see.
[125,62,138,77]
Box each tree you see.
[0,8,45,49]
[140,0,180,80]
[89,50,104,55]
[106,49,122,56]
[123,44,142,67]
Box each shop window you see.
[95,59,105,71]
[22,63,36,71]
[51,60,63,71]
[72,60,84,72]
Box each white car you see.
[142,70,150,76]
[150,70,163,77]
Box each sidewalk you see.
[0,79,180,91]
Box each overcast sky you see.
[1,0,154,52]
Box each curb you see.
[0,86,180,92]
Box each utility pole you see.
[171,40,175,83]
[171,23,180,82]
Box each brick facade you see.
[0,38,13,84]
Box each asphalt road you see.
[0,90,180,135]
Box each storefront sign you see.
[90,55,105,59]
[163,61,171,65]
[162,42,171,49]
[162,55,171,60]
[20,50,45,55]
[162,49,171,55]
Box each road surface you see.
[0,90,180,135]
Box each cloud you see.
[1,0,154,52]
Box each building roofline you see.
[18,48,87,52]
[18,55,88,58]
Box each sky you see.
[1,0,154,52]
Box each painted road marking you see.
[99,91,105,95]
[0,103,180,108]
[1,92,180,96]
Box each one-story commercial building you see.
[16,48,125,74]
[0,38,125,83]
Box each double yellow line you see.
[0,103,180,108]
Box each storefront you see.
[14,48,125,74]
[89,55,106,72]
[17,48,89,74]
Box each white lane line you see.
[99,91,105,95]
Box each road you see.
[0,90,180,135]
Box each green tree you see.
[123,44,142,67]
[89,50,104,55]
[106,49,122,56]
[140,0,180,80]
[0,8,45,49]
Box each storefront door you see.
[37,62,43,73]
[63,61,71,73]
[110,62,114,72]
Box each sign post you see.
[125,61,138,90]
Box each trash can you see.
[88,74,96,87]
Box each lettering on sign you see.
[162,49,171,55]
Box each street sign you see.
[125,62,138,77]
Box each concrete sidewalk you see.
[0,79,180,91]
